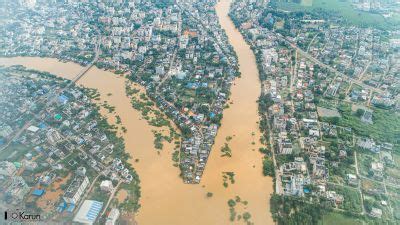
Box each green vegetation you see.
[243,212,252,222]
[337,104,400,148]
[272,0,398,29]
[119,179,141,212]
[172,151,180,165]
[328,184,363,213]
[220,143,232,157]
[227,197,253,223]
[153,132,164,150]
[225,136,233,142]
[270,194,325,225]
[222,172,235,188]
[262,158,275,176]
[319,212,363,225]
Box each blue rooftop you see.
[85,201,103,222]
[58,95,69,104]
[39,122,47,129]
[67,203,75,213]
[57,201,67,213]
[32,189,45,196]
[186,83,199,89]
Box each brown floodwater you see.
[0,1,273,224]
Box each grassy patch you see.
[273,0,398,29]
[328,184,363,213]
[338,104,400,148]
[320,212,363,225]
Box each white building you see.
[63,175,89,204]
[19,0,36,8]
[100,180,114,192]
[105,208,120,225]
[73,200,103,225]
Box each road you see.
[155,15,181,93]
[278,34,386,95]
[176,0,233,66]
[100,180,122,217]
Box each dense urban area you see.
[230,0,400,224]
[0,0,399,224]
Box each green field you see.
[338,104,400,151]
[319,212,363,225]
[274,0,398,30]
[0,143,32,161]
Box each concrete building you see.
[73,200,103,225]
[105,208,120,225]
[100,180,113,192]
[63,175,89,204]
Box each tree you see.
[355,108,365,117]
[263,158,275,176]
[228,199,236,207]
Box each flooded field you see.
[0,1,273,224]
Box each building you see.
[46,128,62,145]
[0,124,13,138]
[105,208,120,225]
[63,175,89,204]
[27,125,40,133]
[277,133,293,155]
[357,137,381,153]
[18,0,36,8]
[73,200,103,225]
[346,174,358,186]
[370,207,383,218]
[0,161,17,176]
[100,180,113,192]
[361,110,373,124]
[6,176,30,204]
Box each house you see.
[32,189,45,197]
[105,208,120,225]
[27,125,40,133]
[326,191,344,205]
[0,161,17,176]
[346,174,358,186]
[46,128,62,145]
[58,95,69,105]
[100,180,114,192]
[63,175,89,204]
[357,137,380,153]
[309,129,320,137]
[6,176,30,204]
[370,207,382,218]
[371,161,383,171]
[277,136,293,155]
[361,110,373,124]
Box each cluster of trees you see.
[262,158,275,176]
[270,194,326,225]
